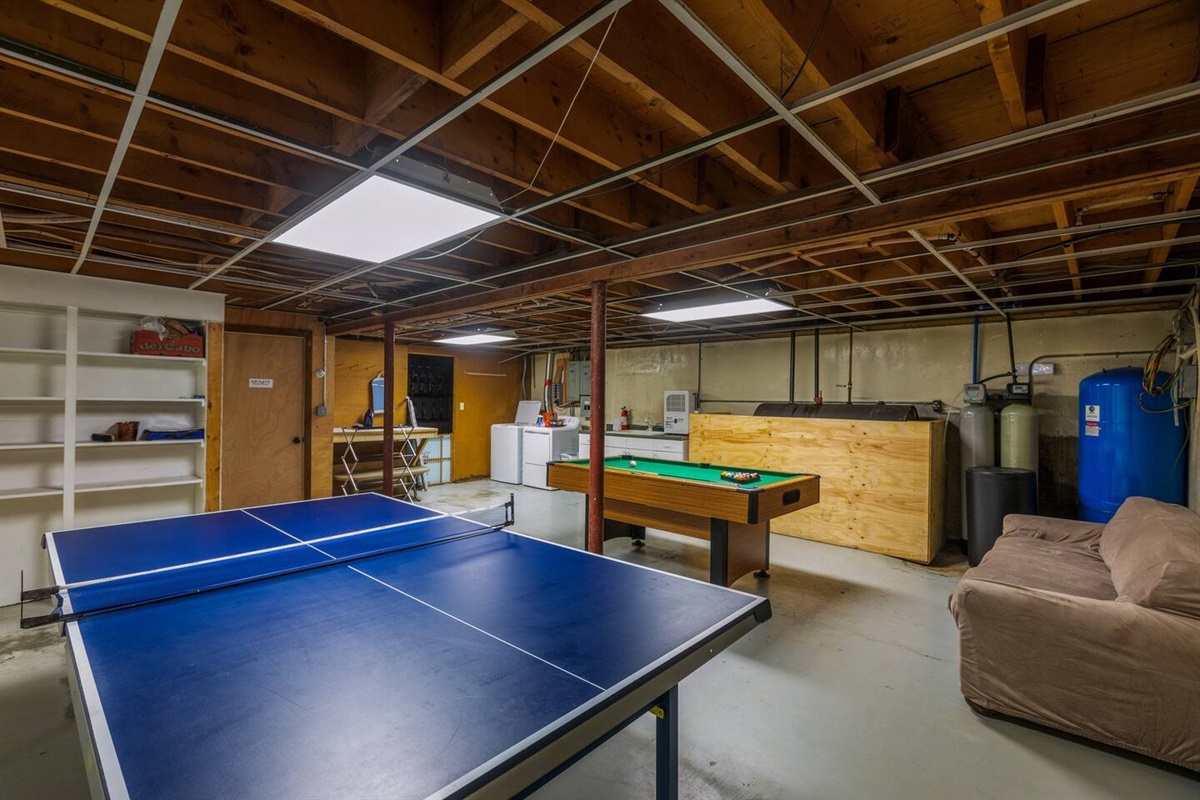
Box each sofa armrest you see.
[949,577,1200,770]
[1002,514,1104,546]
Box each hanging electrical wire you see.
[501,9,622,209]
[1143,333,1183,396]
[778,0,835,100]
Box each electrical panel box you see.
[962,383,987,404]
[566,360,591,403]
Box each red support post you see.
[587,281,606,554]
[382,322,395,496]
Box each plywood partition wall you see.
[333,339,522,480]
[689,414,945,563]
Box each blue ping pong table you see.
[30,492,770,799]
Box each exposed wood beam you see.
[980,0,1030,132]
[816,259,918,312]
[499,0,789,192]
[331,107,1200,332]
[867,242,962,305]
[268,0,762,213]
[442,0,528,79]
[884,87,938,163]
[1144,173,1199,287]
[0,112,276,216]
[40,0,727,230]
[702,0,920,171]
[0,63,347,194]
[1051,200,1083,297]
[1023,33,1058,127]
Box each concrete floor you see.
[1,480,1195,799]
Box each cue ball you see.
[629,460,637,467]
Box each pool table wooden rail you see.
[546,459,820,586]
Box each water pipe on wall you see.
[971,316,980,384]
[836,328,854,403]
[813,329,821,402]
[788,331,796,404]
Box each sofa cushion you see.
[1100,497,1200,618]
[969,536,1116,601]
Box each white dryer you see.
[522,417,580,490]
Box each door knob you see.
[293,436,303,444]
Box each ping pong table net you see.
[20,496,515,629]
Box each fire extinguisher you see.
[619,406,629,431]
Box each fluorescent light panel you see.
[439,333,516,345]
[642,297,790,322]
[276,175,501,263]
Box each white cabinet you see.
[522,424,580,490]
[0,267,223,604]
[578,432,688,462]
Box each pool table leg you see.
[709,520,771,586]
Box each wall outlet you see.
[459,402,465,411]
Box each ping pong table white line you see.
[504,526,768,603]
[65,623,131,800]
[246,509,608,694]
[54,510,451,591]
[429,591,766,800]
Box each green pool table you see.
[546,456,820,586]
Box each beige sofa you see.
[949,496,1200,771]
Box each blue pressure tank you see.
[1078,367,1187,522]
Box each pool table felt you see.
[570,456,803,488]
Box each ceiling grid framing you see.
[0,0,1196,342]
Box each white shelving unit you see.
[0,266,224,605]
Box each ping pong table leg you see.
[653,686,678,800]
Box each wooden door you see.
[222,331,307,508]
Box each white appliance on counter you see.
[663,390,694,434]
[489,400,543,484]
[522,416,581,490]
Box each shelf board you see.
[77,439,203,448]
[78,351,205,366]
[75,476,203,494]
[0,346,66,357]
[0,442,64,451]
[77,397,206,404]
[0,485,63,500]
[0,396,64,403]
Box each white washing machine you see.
[490,401,543,484]
[522,417,580,490]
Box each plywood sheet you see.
[689,414,944,563]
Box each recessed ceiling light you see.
[276,175,502,263]
[439,331,517,345]
[642,297,791,323]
